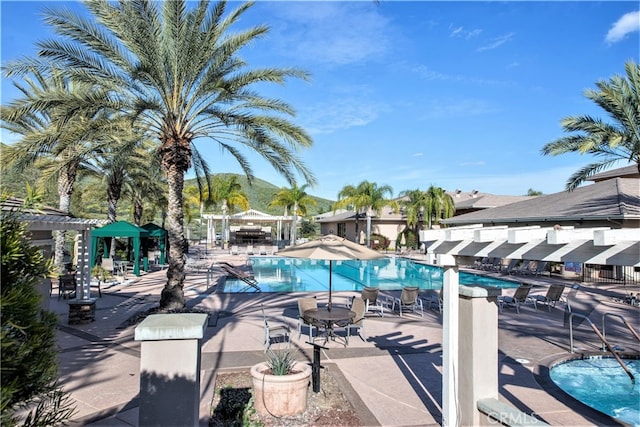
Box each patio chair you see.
[261,304,290,352]
[530,284,565,311]
[359,286,384,317]
[297,297,319,341]
[392,286,424,317]
[58,274,77,299]
[498,284,533,313]
[259,245,268,255]
[335,297,367,345]
[230,245,239,255]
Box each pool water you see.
[222,256,520,293]
[550,357,640,426]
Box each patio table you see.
[304,307,355,346]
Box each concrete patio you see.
[48,250,639,426]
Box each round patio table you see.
[304,307,355,346]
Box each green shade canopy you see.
[91,221,149,276]
[141,223,168,265]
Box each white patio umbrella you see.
[277,234,386,309]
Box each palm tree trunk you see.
[55,165,76,273]
[291,202,298,245]
[366,207,373,248]
[160,165,186,309]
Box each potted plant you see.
[250,349,311,416]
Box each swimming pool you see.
[221,256,521,293]
[550,356,640,426]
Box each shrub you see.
[370,233,389,251]
[1,212,75,426]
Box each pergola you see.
[16,212,105,300]
[203,209,294,246]
[419,224,640,425]
[420,225,640,268]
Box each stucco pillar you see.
[135,313,208,427]
[438,254,459,427]
[458,285,501,426]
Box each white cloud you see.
[605,11,640,44]
[267,2,392,66]
[449,25,482,39]
[413,152,424,157]
[477,32,515,52]
[301,98,387,135]
[459,161,486,167]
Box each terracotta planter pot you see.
[250,361,312,416]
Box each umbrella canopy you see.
[278,234,386,308]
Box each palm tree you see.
[334,181,394,247]
[2,68,113,272]
[211,175,249,245]
[269,183,316,245]
[15,0,316,308]
[542,60,640,190]
[424,185,455,229]
[398,188,429,246]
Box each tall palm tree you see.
[1,68,113,272]
[211,175,249,245]
[542,60,640,190]
[424,185,455,229]
[334,181,394,247]
[269,183,316,245]
[15,0,316,308]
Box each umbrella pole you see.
[328,260,332,311]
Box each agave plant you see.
[265,349,296,376]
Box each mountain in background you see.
[191,173,335,216]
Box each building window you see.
[337,223,346,238]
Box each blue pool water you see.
[222,256,520,293]
[550,357,640,426]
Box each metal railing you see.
[601,312,640,351]
[568,312,635,382]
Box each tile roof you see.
[588,165,639,181]
[442,178,640,225]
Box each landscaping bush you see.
[370,234,389,251]
[1,212,75,426]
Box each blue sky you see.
[2,1,639,201]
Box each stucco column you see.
[458,285,501,426]
[135,313,208,427]
[438,254,459,427]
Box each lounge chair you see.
[246,245,255,255]
[498,284,533,313]
[261,304,290,352]
[510,260,531,275]
[530,284,565,311]
[499,259,518,275]
[230,245,239,255]
[531,261,549,277]
[297,297,319,341]
[392,286,424,317]
[259,245,267,255]
[359,286,384,317]
[271,245,279,255]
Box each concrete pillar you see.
[135,313,208,427]
[458,285,501,426]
